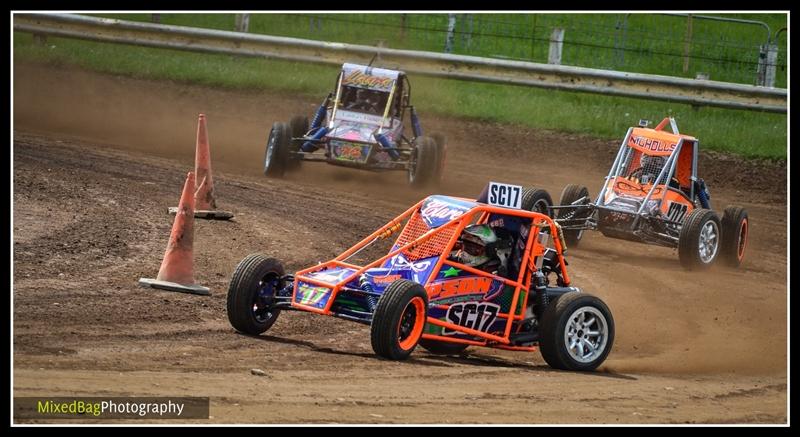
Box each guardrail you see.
[14,13,787,113]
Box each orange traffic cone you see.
[141,171,211,296]
[169,114,233,220]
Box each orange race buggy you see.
[227,182,614,371]
[552,117,749,270]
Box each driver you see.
[345,88,378,113]
[449,224,512,276]
[630,154,666,185]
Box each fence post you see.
[764,43,779,88]
[548,28,564,65]
[444,14,456,53]
[400,14,407,40]
[683,14,693,73]
[235,14,250,33]
[461,14,473,51]
[757,44,769,86]
[151,14,161,24]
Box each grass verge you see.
[13,32,787,160]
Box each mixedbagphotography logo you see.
[14,397,209,420]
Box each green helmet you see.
[462,224,498,246]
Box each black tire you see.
[539,292,614,371]
[521,187,553,217]
[721,206,749,268]
[418,339,469,355]
[227,254,285,335]
[264,122,291,178]
[408,136,438,188]
[286,115,308,172]
[430,133,447,185]
[558,184,590,247]
[678,208,721,270]
[370,280,428,360]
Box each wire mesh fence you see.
[129,13,788,88]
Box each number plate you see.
[332,142,371,163]
[487,181,523,209]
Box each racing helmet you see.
[639,154,666,183]
[456,224,498,267]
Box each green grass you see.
[13,21,787,160]
[89,13,788,88]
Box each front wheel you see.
[678,208,721,270]
[226,254,285,335]
[408,136,438,188]
[539,292,615,371]
[286,115,308,172]
[264,122,291,178]
[430,133,447,185]
[370,280,428,360]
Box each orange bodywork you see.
[290,198,569,349]
[604,176,695,216]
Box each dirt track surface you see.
[13,63,788,424]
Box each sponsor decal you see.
[342,69,395,91]
[429,276,494,300]
[333,110,386,126]
[630,136,677,153]
[442,302,501,335]
[386,254,435,284]
[295,283,330,307]
[372,274,402,284]
[420,196,472,228]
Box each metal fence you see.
[14,13,786,113]
[214,13,787,89]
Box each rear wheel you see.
[264,122,291,178]
[558,184,590,247]
[286,115,308,172]
[408,136,437,188]
[430,133,447,185]
[678,208,721,270]
[521,187,553,217]
[370,280,428,360]
[539,292,614,371]
[721,206,749,268]
[227,254,285,335]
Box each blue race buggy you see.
[264,63,446,187]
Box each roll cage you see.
[264,196,572,350]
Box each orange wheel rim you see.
[397,297,425,350]
[737,218,748,261]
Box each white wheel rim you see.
[698,220,719,263]
[563,306,609,363]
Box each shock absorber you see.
[374,132,400,160]
[533,272,549,318]
[301,126,329,152]
[361,280,378,312]
[410,107,423,138]
[310,94,330,131]
[696,178,711,209]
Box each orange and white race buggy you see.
[552,117,749,270]
[227,182,614,371]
